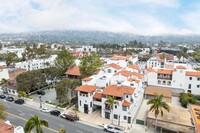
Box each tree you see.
[0,78,11,96]
[22,46,35,70]
[5,52,19,67]
[55,79,81,103]
[35,45,50,59]
[80,53,103,78]
[18,91,27,99]
[147,94,170,132]
[0,103,7,120]
[58,127,66,133]
[16,70,46,94]
[55,49,75,74]
[24,115,48,133]
[105,96,119,125]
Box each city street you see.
[0,99,106,133]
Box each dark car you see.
[37,90,45,95]
[14,99,25,105]
[6,97,14,102]
[60,113,79,122]
[50,110,61,116]
[0,94,6,99]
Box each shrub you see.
[179,93,197,108]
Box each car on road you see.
[60,112,79,122]
[41,107,50,113]
[14,99,25,105]
[104,124,126,133]
[0,94,6,99]
[6,97,14,102]
[50,110,61,116]
[37,90,45,95]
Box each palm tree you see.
[58,127,66,133]
[24,115,48,133]
[147,94,170,132]
[0,103,7,120]
[105,96,119,125]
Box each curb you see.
[77,120,104,129]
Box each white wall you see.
[0,68,9,81]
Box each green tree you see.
[55,49,75,74]
[147,94,170,132]
[55,79,81,103]
[105,96,119,125]
[18,91,27,99]
[180,93,197,108]
[0,78,11,96]
[0,103,7,120]
[80,53,103,78]
[24,115,48,133]
[36,45,50,59]
[16,70,46,94]
[5,52,19,67]
[58,127,66,133]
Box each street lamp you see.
[39,96,42,109]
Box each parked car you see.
[0,94,6,99]
[104,124,126,133]
[37,90,45,95]
[50,110,61,116]
[6,97,14,102]
[60,112,79,122]
[14,99,25,105]
[41,107,50,113]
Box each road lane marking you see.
[58,124,64,127]
[5,111,57,133]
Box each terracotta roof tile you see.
[176,65,186,69]
[0,66,5,69]
[110,55,127,60]
[128,78,133,82]
[64,66,81,76]
[9,69,26,81]
[82,77,93,81]
[186,71,200,77]
[75,85,99,93]
[102,85,135,97]
[136,79,140,83]
[157,69,173,75]
[107,63,121,70]
[132,72,143,79]
[128,64,140,71]
[122,100,131,107]
[93,93,102,100]
[190,104,200,133]
[114,70,132,77]
[0,120,14,133]
[146,67,156,73]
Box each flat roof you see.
[147,105,193,127]
[145,86,172,98]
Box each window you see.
[108,69,111,73]
[90,102,92,108]
[122,106,127,111]
[124,116,127,120]
[197,85,200,88]
[115,70,117,73]
[114,114,118,119]
[126,95,129,98]
[180,70,182,73]
[198,78,200,81]
[190,77,192,80]
[158,80,161,84]
[80,101,81,106]
[188,84,191,89]
[188,90,191,93]
[115,105,117,109]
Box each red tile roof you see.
[0,66,5,69]
[82,77,93,81]
[9,69,26,81]
[0,120,14,133]
[132,72,143,79]
[146,67,156,73]
[75,85,99,93]
[186,71,200,77]
[122,100,131,107]
[102,85,135,97]
[107,63,121,70]
[176,65,186,69]
[110,55,127,60]
[114,70,132,77]
[157,53,174,60]
[190,105,200,133]
[128,64,140,71]
[157,69,173,75]
[93,93,102,100]
[64,66,81,76]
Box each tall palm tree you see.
[24,115,48,133]
[147,94,170,132]
[58,127,66,133]
[105,96,119,125]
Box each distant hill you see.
[0,30,200,44]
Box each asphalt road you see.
[1,99,106,133]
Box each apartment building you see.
[76,46,97,52]
[147,66,200,95]
[15,55,57,70]
[1,47,25,58]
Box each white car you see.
[104,124,126,133]
[41,107,50,113]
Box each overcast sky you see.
[0,0,200,35]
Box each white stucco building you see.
[0,47,25,58]
[76,46,97,52]
[0,66,9,81]
[15,55,57,70]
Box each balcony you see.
[93,100,102,106]
[157,75,172,80]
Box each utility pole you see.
[39,95,42,109]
